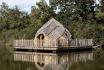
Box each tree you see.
[100,0,104,12]
[0,2,9,17]
[36,0,55,23]
[30,6,41,19]
[50,0,96,20]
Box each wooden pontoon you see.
[13,18,94,69]
[14,18,94,52]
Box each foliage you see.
[50,0,95,20]
[100,0,104,12]
[0,0,104,46]
[0,0,104,70]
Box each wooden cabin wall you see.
[44,38,57,47]
[58,37,69,47]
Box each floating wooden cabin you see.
[34,18,72,48]
[14,18,93,51]
[13,18,94,69]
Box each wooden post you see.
[76,39,77,46]
[67,39,68,47]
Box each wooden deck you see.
[14,46,94,53]
[13,39,94,52]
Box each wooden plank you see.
[14,39,93,49]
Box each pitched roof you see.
[35,18,71,39]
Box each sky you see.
[0,0,49,13]
[0,0,100,13]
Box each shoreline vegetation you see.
[0,1,104,47]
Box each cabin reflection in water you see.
[13,18,94,70]
[14,52,93,70]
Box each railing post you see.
[55,39,57,47]
[67,39,68,47]
[76,39,77,46]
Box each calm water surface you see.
[14,51,93,70]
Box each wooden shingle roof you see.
[35,18,71,39]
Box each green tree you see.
[101,0,104,12]
[50,0,96,20]
[36,0,55,23]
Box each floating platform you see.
[14,46,95,53]
[13,39,94,53]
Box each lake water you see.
[14,51,93,70]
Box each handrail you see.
[14,39,93,48]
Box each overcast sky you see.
[0,0,100,13]
[0,0,49,13]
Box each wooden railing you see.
[70,39,93,47]
[35,39,58,48]
[14,39,58,49]
[14,39,93,48]
[14,39,35,49]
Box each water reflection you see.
[14,51,93,70]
